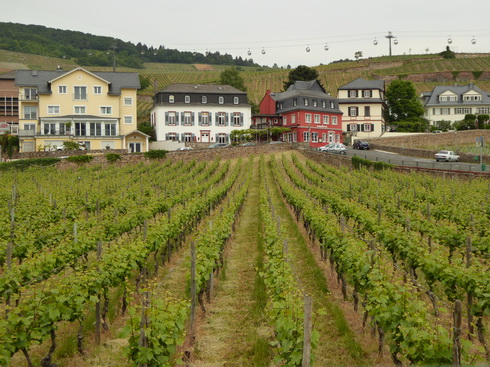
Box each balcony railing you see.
[19,94,38,101]
[18,130,36,137]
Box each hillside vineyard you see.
[1,153,490,366]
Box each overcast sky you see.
[2,0,490,68]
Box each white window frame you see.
[314,114,320,124]
[23,106,37,119]
[124,115,133,124]
[218,96,224,104]
[323,115,329,124]
[303,131,309,142]
[332,116,338,125]
[183,112,192,126]
[58,85,67,94]
[304,98,309,106]
[363,123,372,132]
[93,86,102,95]
[168,112,176,126]
[291,114,296,124]
[233,96,239,104]
[217,112,226,126]
[202,96,207,104]
[201,112,210,126]
[363,90,371,98]
[283,116,287,125]
[305,113,312,123]
[233,113,241,127]
[349,90,357,98]
[185,95,190,103]
[74,86,87,100]
[48,105,60,114]
[100,106,112,115]
[349,107,357,117]
[74,105,86,114]
[311,132,318,142]
[124,97,133,106]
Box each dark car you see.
[353,140,370,150]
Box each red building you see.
[252,80,343,147]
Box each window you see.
[100,106,112,115]
[477,107,490,114]
[364,106,371,117]
[293,98,297,107]
[75,122,87,136]
[363,124,373,132]
[234,97,239,104]
[74,86,87,100]
[217,133,227,144]
[464,95,482,101]
[323,115,329,124]
[439,96,448,102]
[305,113,312,123]
[58,86,67,94]
[455,107,472,114]
[24,88,37,100]
[202,96,207,104]
[124,97,133,106]
[332,116,338,125]
[441,108,451,115]
[322,100,326,108]
[184,133,193,142]
[201,112,210,126]
[330,101,335,108]
[291,114,296,124]
[94,86,102,95]
[185,95,190,103]
[105,123,117,136]
[217,112,226,126]
[349,90,357,98]
[304,98,309,106]
[167,132,177,141]
[48,106,60,114]
[322,133,327,142]
[124,116,133,124]
[218,96,224,104]
[168,112,176,126]
[169,95,175,103]
[313,100,317,107]
[303,131,309,142]
[449,96,457,101]
[363,90,371,98]
[233,113,242,127]
[349,124,358,131]
[24,123,36,131]
[23,106,37,119]
[183,112,192,126]
[43,123,56,135]
[349,107,358,117]
[74,106,86,114]
[311,132,318,142]
[89,122,102,136]
[283,116,287,125]
[314,114,320,124]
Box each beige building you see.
[16,67,148,152]
[337,77,386,139]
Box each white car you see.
[434,150,460,162]
[176,146,193,151]
[318,143,347,155]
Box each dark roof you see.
[338,77,384,90]
[0,70,16,80]
[273,80,335,102]
[424,83,490,106]
[338,98,385,104]
[160,83,246,95]
[15,67,140,95]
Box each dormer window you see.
[218,96,224,104]
[293,98,297,107]
[202,96,207,104]
[169,95,175,103]
[349,90,357,98]
[185,95,190,103]
[330,101,335,109]
[363,90,371,98]
[313,100,317,107]
[234,96,239,104]
[304,98,309,106]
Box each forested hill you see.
[0,22,260,69]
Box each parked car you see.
[240,142,256,146]
[432,130,443,133]
[318,143,347,154]
[353,140,370,150]
[176,146,193,151]
[434,150,460,162]
[208,143,229,148]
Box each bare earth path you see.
[190,164,271,366]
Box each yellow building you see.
[16,67,148,152]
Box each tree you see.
[283,65,321,90]
[219,67,247,91]
[439,46,456,59]
[386,80,426,131]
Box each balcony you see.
[18,129,36,137]
[19,94,38,102]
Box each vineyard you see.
[1,151,490,366]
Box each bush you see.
[0,157,61,171]
[66,155,94,163]
[105,153,121,163]
[144,150,167,159]
[352,156,394,171]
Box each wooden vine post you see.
[95,241,103,345]
[302,295,312,367]
[138,267,149,367]
[466,236,474,340]
[452,300,462,367]
[190,241,197,332]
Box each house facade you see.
[16,67,148,152]
[150,84,251,146]
[421,83,490,125]
[0,71,19,135]
[337,77,386,138]
[253,80,343,148]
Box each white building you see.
[421,83,490,125]
[150,83,251,147]
[337,77,387,138]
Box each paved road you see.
[343,147,488,173]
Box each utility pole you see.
[111,42,117,72]
[385,31,396,56]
